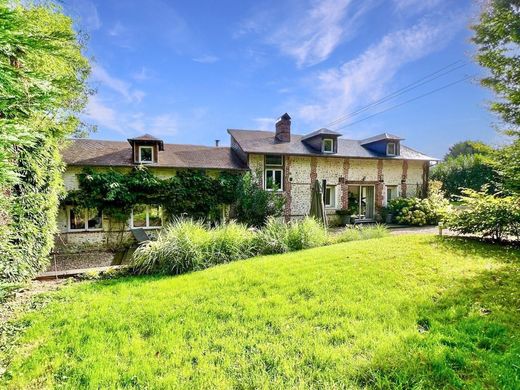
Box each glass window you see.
[265,169,283,191]
[139,146,153,163]
[69,207,102,231]
[386,186,398,204]
[87,208,103,230]
[132,205,162,228]
[323,139,334,153]
[69,207,86,230]
[132,204,147,227]
[325,185,336,208]
[265,154,283,166]
[387,142,396,156]
[148,205,162,227]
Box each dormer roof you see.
[301,128,342,141]
[360,132,404,146]
[127,133,164,151]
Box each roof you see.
[127,133,162,142]
[360,132,404,145]
[228,129,436,161]
[62,139,248,170]
[301,128,342,141]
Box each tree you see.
[0,1,90,281]
[494,138,520,194]
[472,0,520,135]
[431,154,497,198]
[444,140,494,159]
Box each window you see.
[131,205,162,228]
[265,169,283,191]
[324,185,336,208]
[265,154,283,166]
[139,146,153,163]
[386,142,396,156]
[68,207,102,231]
[322,138,334,153]
[386,186,398,204]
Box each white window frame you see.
[130,205,162,229]
[324,185,336,208]
[264,154,283,166]
[264,168,284,192]
[322,138,334,153]
[138,145,154,163]
[386,185,398,205]
[67,207,103,232]
[386,142,396,156]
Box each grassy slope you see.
[2,235,519,389]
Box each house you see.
[57,113,435,247]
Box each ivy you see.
[65,166,243,223]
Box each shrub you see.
[253,217,289,255]
[448,189,520,242]
[234,172,285,227]
[388,185,449,226]
[286,217,328,251]
[331,225,389,244]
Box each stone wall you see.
[248,155,429,223]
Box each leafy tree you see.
[472,0,520,135]
[0,1,90,281]
[494,138,520,194]
[234,172,285,227]
[444,140,494,159]
[431,154,498,198]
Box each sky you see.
[64,0,504,158]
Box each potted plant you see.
[335,208,351,225]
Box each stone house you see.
[57,114,435,247]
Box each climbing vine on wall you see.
[65,166,243,223]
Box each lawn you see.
[2,235,519,389]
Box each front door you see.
[348,185,375,220]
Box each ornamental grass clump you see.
[206,221,256,265]
[132,219,210,275]
[286,217,328,251]
[331,224,389,244]
[253,217,289,255]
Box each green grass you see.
[2,235,519,389]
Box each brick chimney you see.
[275,113,291,142]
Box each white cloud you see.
[393,0,443,13]
[108,21,126,37]
[84,96,123,134]
[91,64,145,103]
[132,67,151,81]
[297,16,461,125]
[192,55,220,64]
[70,0,101,31]
[148,114,180,136]
[253,117,276,129]
[236,0,375,67]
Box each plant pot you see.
[386,213,393,224]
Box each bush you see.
[448,189,520,242]
[331,225,389,244]
[253,217,289,255]
[234,172,285,227]
[388,185,449,226]
[286,217,327,251]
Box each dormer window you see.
[139,146,153,163]
[323,138,334,153]
[128,134,164,164]
[386,142,396,156]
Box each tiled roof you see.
[360,132,404,145]
[62,139,248,170]
[127,133,162,142]
[301,128,343,141]
[228,129,436,161]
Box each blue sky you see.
[65,0,503,157]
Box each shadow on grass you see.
[356,237,520,389]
